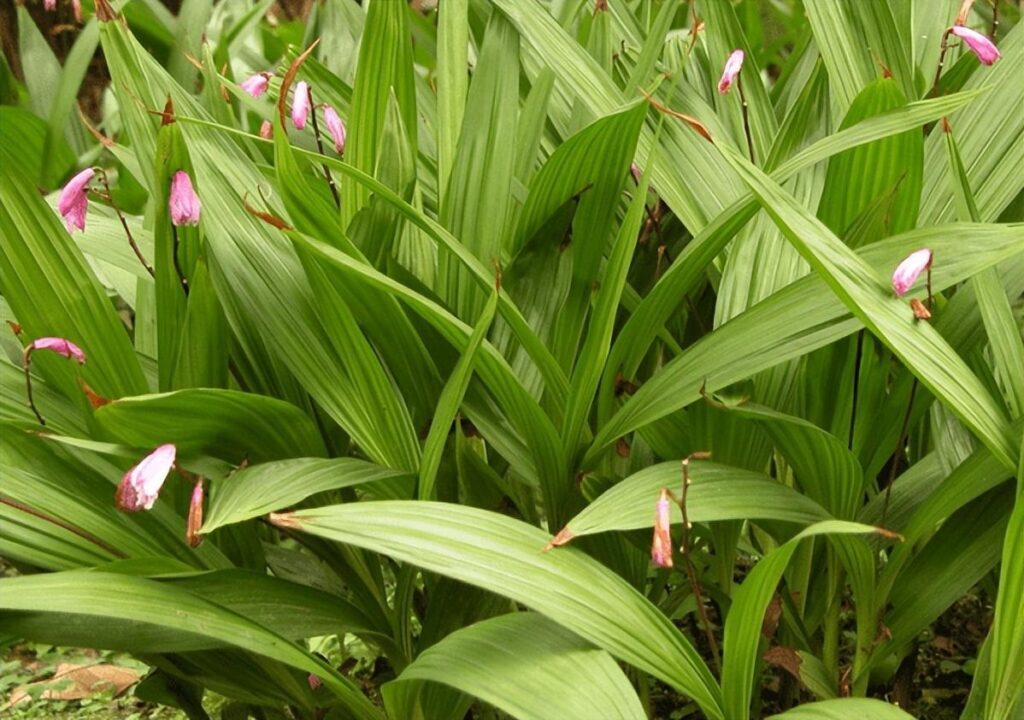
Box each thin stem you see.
[95,168,155,277]
[22,351,45,426]
[736,73,756,164]
[882,378,918,524]
[991,0,999,41]
[1,495,126,558]
[308,87,341,209]
[929,28,954,97]
[171,225,190,296]
[882,271,934,522]
[848,330,865,450]
[680,456,721,674]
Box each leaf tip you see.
[544,527,576,552]
[268,512,303,530]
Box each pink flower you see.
[292,81,311,130]
[241,72,271,98]
[44,0,56,10]
[28,337,86,363]
[651,488,673,568]
[307,674,323,690]
[891,249,933,296]
[323,105,346,154]
[186,479,204,548]
[718,49,745,94]
[259,120,273,139]
[116,444,177,512]
[951,25,1001,65]
[169,171,201,226]
[58,168,94,233]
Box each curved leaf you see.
[386,612,645,720]
[276,501,724,720]
[563,460,830,538]
[0,571,382,720]
[95,388,326,463]
[203,457,411,533]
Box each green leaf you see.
[0,161,148,403]
[421,288,498,500]
[278,501,724,720]
[438,9,519,318]
[435,0,467,198]
[0,571,382,720]
[94,388,326,463]
[717,144,1019,470]
[562,460,830,538]
[342,0,418,227]
[722,522,883,720]
[203,457,411,533]
[386,612,645,720]
[766,698,916,720]
[587,223,1024,466]
[985,486,1024,720]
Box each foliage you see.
[1,0,1022,719]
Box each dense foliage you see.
[1,0,1022,718]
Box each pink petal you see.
[58,168,95,233]
[169,170,201,226]
[30,337,87,363]
[951,25,1001,65]
[718,49,745,94]
[891,248,933,296]
[116,444,177,512]
[292,81,311,130]
[323,105,346,154]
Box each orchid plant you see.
[1,1,1022,719]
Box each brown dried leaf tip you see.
[6,321,23,336]
[79,379,112,409]
[910,297,932,320]
[243,193,293,231]
[544,527,576,552]
[160,97,176,126]
[268,512,303,530]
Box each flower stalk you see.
[307,87,341,209]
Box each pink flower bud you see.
[951,25,1001,65]
[323,105,346,154]
[116,444,177,512]
[169,170,201,226]
[58,168,94,233]
[651,488,673,568]
[307,674,323,690]
[292,81,311,130]
[186,479,204,548]
[259,120,273,139]
[718,49,745,94]
[241,72,271,98]
[891,248,933,296]
[28,337,86,363]
[45,0,56,10]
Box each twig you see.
[22,352,45,426]
[171,225,189,296]
[991,0,999,40]
[679,453,721,674]
[929,28,954,97]
[736,73,756,164]
[95,168,154,277]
